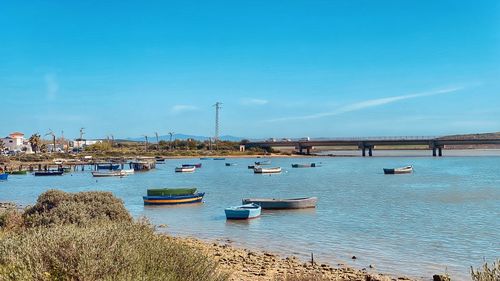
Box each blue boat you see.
[225,203,261,220]
[0,173,8,180]
[213,158,226,160]
[97,164,120,170]
[255,160,271,165]
[143,192,205,205]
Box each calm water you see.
[1,154,499,280]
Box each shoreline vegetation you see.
[1,191,498,281]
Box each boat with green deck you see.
[146,188,197,196]
[6,170,28,175]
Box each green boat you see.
[6,170,28,175]
[62,167,72,173]
[147,188,197,197]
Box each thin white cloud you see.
[268,86,464,122]
[170,104,198,114]
[240,98,269,106]
[44,73,59,100]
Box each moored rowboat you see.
[175,166,196,173]
[119,169,135,175]
[97,164,120,170]
[242,197,318,209]
[34,171,64,176]
[0,173,8,180]
[182,163,202,168]
[255,160,271,165]
[147,188,197,196]
[291,163,318,168]
[225,203,261,220]
[254,167,281,174]
[143,192,205,205]
[383,165,413,174]
[92,171,125,177]
[5,170,28,175]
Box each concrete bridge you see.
[245,136,500,157]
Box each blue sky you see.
[1,1,499,139]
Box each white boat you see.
[383,165,413,174]
[119,169,135,175]
[91,171,125,177]
[254,167,282,174]
[175,166,196,173]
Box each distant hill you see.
[439,132,500,140]
[125,134,243,142]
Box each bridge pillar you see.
[368,147,373,157]
[438,147,443,157]
[306,148,311,155]
[432,147,437,157]
[362,147,366,157]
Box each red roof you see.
[9,132,24,137]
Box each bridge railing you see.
[249,136,441,143]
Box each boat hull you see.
[97,164,120,170]
[242,197,318,209]
[182,163,202,168]
[143,193,205,205]
[254,167,281,174]
[92,171,124,177]
[225,204,261,220]
[0,173,8,180]
[291,163,317,168]
[383,166,413,174]
[6,170,28,175]
[175,167,196,173]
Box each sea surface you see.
[1,151,499,280]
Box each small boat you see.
[200,157,211,160]
[175,166,196,173]
[97,164,120,170]
[225,163,237,166]
[34,171,64,176]
[225,203,261,220]
[155,159,166,163]
[91,171,125,177]
[119,169,135,175]
[242,197,318,209]
[291,163,319,168]
[213,157,226,160]
[255,160,271,165]
[383,165,413,174]
[254,167,282,174]
[0,173,8,180]
[5,170,28,175]
[147,188,197,196]
[62,167,72,173]
[182,163,202,168]
[143,192,205,205]
[248,165,257,169]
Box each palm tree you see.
[29,133,42,154]
[0,140,5,154]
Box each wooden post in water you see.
[311,252,314,265]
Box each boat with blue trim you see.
[225,203,261,220]
[255,160,271,165]
[0,173,8,180]
[175,166,196,173]
[143,192,205,205]
[182,163,202,168]
[34,171,64,176]
[97,163,120,170]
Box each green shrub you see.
[471,260,500,281]
[23,190,132,227]
[0,221,228,281]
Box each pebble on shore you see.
[166,236,415,281]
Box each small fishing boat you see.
[254,167,282,174]
[200,157,211,160]
[97,164,120,170]
[242,197,318,209]
[175,166,196,173]
[225,163,237,166]
[34,171,64,176]
[182,163,202,168]
[143,192,205,205]
[225,203,261,220]
[5,170,28,175]
[147,188,197,196]
[155,159,166,163]
[119,169,135,175]
[383,165,413,174]
[213,157,226,160]
[255,160,271,165]
[248,165,257,169]
[291,163,319,168]
[0,173,8,180]
[91,171,125,177]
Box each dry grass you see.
[471,260,500,281]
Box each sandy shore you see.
[167,236,415,281]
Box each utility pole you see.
[213,102,222,150]
[78,128,85,153]
[45,129,56,153]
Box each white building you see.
[1,132,31,153]
[71,139,102,149]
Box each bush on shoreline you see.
[471,260,499,281]
[23,189,132,227]
[0,190,228,281]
